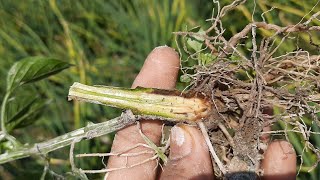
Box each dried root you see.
[73,121,169,176]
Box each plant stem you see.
[0,112,136,164]
[0,91,10,134]
[0,91,22,147]
[68,82,211,122]
[0,91,20,147]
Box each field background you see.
[0,0,319,179]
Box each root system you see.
[175,1,320,178]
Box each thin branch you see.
[218,122,235,147]
[70,137,83,171]
[226,22,320,53]
[304,11,320,25]
[80,155,158,174]
[220,0,247,18]
[76,150,154,158]
[198,121,226,175]
[0,111,137,164]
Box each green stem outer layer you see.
[0,92,20,146]
[1,92,10,133]
[68,82,211,122]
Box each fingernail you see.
[169,125,192,160]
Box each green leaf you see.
[186,28,205,52]
[198,53,217,66]
[180,74,191,83]
[6,95,50,132]
[6,57,71,92]
[139,128,168,165]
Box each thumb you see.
[160,124,214,180]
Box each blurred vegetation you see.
[0,0,197,179]
[0,0,319,179]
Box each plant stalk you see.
[0,92,10,134]
[0,91,19,146]
[0,112,136,164]
[68,82,212,122]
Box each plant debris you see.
[173,1,320,178]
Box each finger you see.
[160,125,214,180]
[107,46,180,180]
[262,140,296,180]
[132,46,180,89]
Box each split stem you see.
[68,82,211,122]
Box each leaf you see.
[6,56,71,92]
[139,128,168,165]
[186,28,205,52]
[180,74,191,83]
[198,53,217,66]
[6,95,50,132]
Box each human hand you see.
[106,46,296,180]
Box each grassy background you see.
[0,0,319,179]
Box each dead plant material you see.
[174,1,320,179]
